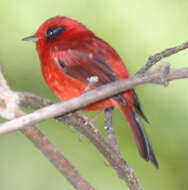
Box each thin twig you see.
[0,69,95,190]
[137,41,188,74]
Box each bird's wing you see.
[54,48,126,105]
[52,45,148,119]
[55,50,116,85]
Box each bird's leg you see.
[84,76,99,93]
[104,107,120,155]
[104,107,113,130]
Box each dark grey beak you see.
[22,35,40,42]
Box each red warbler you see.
[23,16,158,168]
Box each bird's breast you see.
[41,58,86,101]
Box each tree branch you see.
[17,93,142,189]
[21,125,95,190]
[1,62,188,135]
[0,68,95,190]
[137,41,188,74]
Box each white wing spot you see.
[88,53,93,58]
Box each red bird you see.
[23,16,158,168]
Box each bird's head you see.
[23,16,90,47]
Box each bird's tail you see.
[119,104,158,168]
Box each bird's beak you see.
[22,35,41,42]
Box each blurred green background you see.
[1,0,188,189]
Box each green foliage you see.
[1,0,188,189]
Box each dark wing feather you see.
[55,49,126,105]
[57,50,116,84]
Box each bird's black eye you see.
[45,26,66,42]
